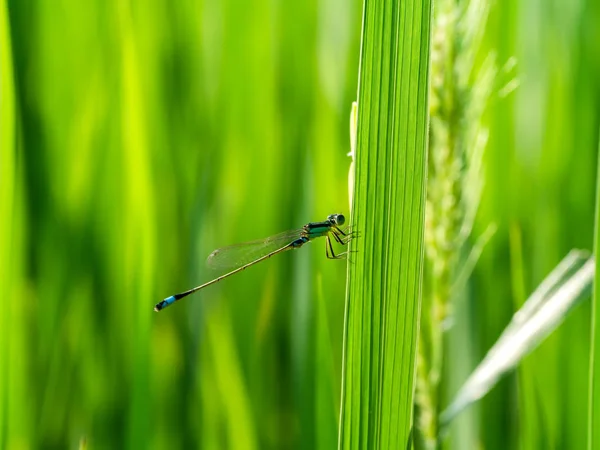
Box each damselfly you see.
[154,213,353,311]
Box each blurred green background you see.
[1,0,599,449]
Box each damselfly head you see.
[328,214,345,226]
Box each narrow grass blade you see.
[338,0,432,447]
[0,1,29,446]
[588,132,600,450]
[441,252,594,429]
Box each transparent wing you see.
[206,228,304,270]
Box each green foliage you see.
[1,0,28,446]
[1,0,599,448]
[443,251,593,429]
[1,0,359,448]
[590,135,600,450]
[338,0,431,448]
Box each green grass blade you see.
[442,251,593,428]
[0,2,29,446]
[338,0,432,447]
[589,132,600,450]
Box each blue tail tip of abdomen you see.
[154,295,176,312]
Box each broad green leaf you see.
[338,0,432,448]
